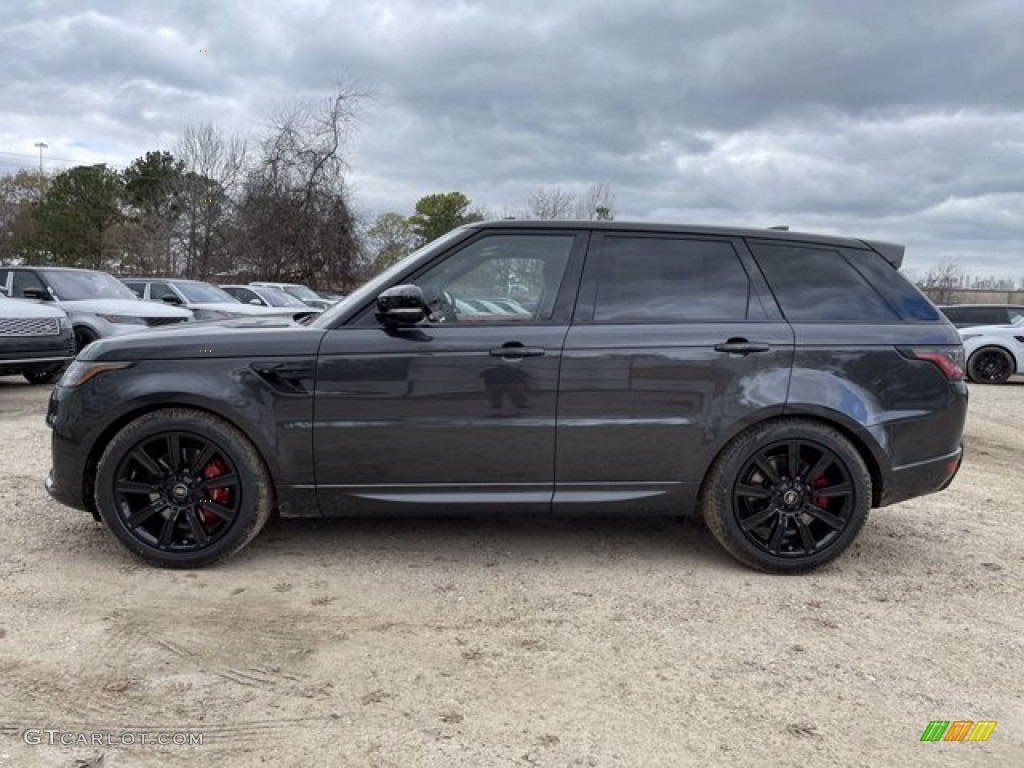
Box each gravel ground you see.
[0,376,1021,767]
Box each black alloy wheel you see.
[732,440,854,558]
[111,431,241,553]
[702,420,871,573]
[95,409,273,568]
[967,347,1013,384]
[74,326,98,352]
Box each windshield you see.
[311,227,471,329]
[177,283,238,303]
[43,270,139,301]
[259,286,308,307]
[283,285,322,302]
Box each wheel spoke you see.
[767,516,787,554]
[198,473,237,491]
[126,499,167,529]
[736,483,772,500]
[787,441,801,479]
[116,479,159,495]
[740,505,778,531]
[188,443,217,476]
[815,482,852,499]
[803,452,833,482]
[157,510,180,548]
[130,448,163,477]
[795,516,816,554]
[753,453,781,485]
[184,510,210,546]
[165,434,181,471]
[198,500,236,522]
[803,503,845,530]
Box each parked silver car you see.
[220,284,322,322]
[249,281,334,310]
[123,278,302,322]
[0,293,75,384]
[0,267,192,350]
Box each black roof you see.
[466,220,905,267]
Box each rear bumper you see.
[880,444,963,507]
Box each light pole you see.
[34,141,47,199]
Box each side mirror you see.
[161,295,183,305]
[249,298,263,305]
[376,284,427,326]
[23,288,50,301]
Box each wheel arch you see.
[81,398,282,519]
[699,409,886,509]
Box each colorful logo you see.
[920,720,996,742]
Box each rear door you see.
[554,232,794,514]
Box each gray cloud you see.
[2,0,1024,275]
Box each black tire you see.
[74,326,98,352]
[967,346,1014,384]
[23,366,64,385]
[94,408,273,568]
[701,419,871,573]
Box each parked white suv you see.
[0,267,193,350]
[0,293,75,384]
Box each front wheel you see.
[23,365,64,385]
[94,408,273,568]
[701,420,871,573]
[967,346,1014,384]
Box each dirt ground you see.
[0,376,1021,768]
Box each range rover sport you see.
[45,221,968,572]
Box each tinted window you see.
[123,281,145,298]
[0,269,9,294]
[749,243,899,322]
[41,270,138,301]
[414,234,574,323]
[852,253,940,321]
[149,282,178,301]
[593,237,755,323]
[12,270,46,297]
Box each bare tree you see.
[235,85,365,287]
[527,187,576,220]
[573,181,615,220]
[918,261,964,305]
[175,123,247,277]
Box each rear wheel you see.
[95,408,273,568]
[967,346,1014,384]
[701,420,871,573]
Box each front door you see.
[314,230,587,515]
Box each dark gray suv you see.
[45,221,967,572]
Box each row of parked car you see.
[0,266,344,384]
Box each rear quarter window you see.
[747,241,900,323]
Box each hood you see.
[189,302,296,316]
[83,321,326,362]
[0,298,68,320]
[60,298,193,318]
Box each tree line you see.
[1,85,615,288]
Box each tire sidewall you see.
[706,421,871,572]
[95,411,268,567]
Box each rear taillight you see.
[901,347,965,380]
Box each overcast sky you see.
[2,0,1023,276]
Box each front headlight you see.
[57,316,70,331]
[58,360,134,387]
[96,314,146,325]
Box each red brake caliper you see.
[810,476,829,510]
[200,458,230,525]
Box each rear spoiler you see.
[861,239,905,268]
